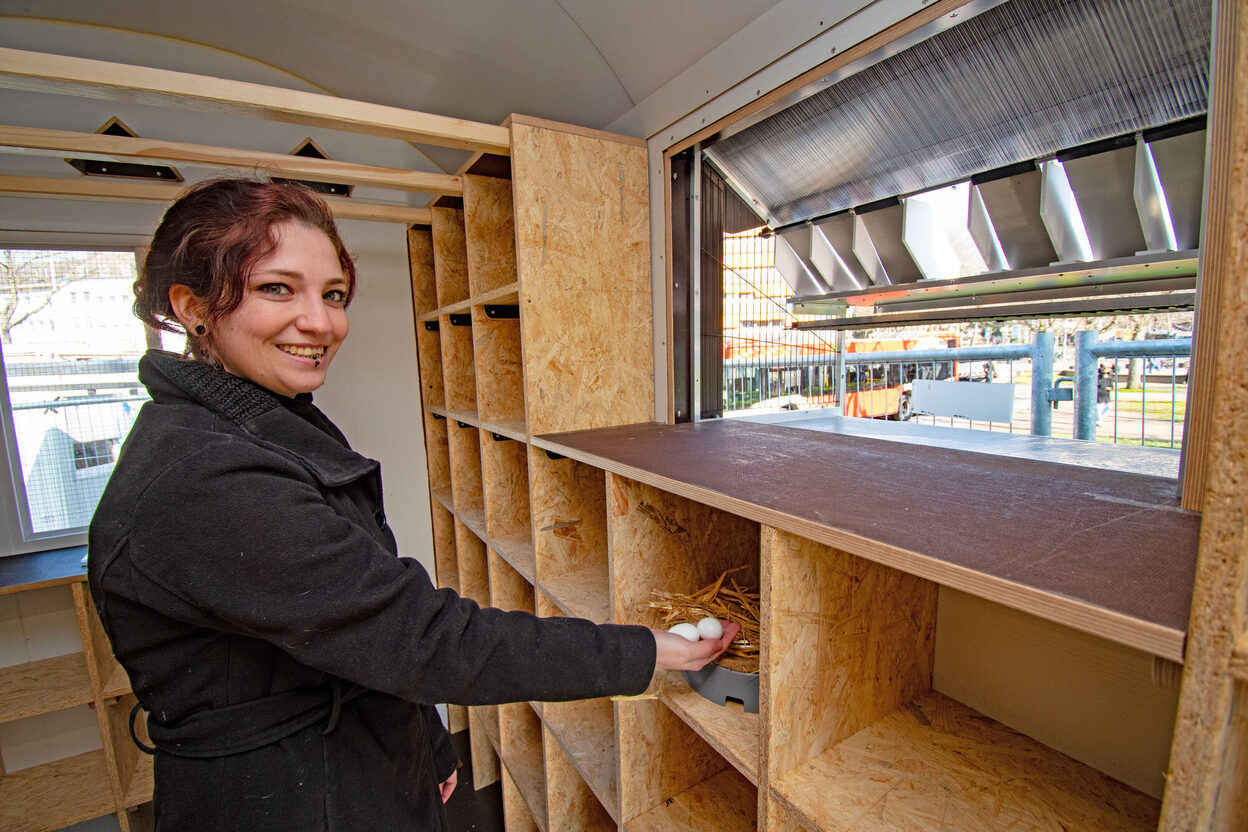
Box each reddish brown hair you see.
[135,178,356,360]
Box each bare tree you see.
[0,251,94,345]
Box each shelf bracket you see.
[448,313,472,327]
[492,432,513,442]
[544,450,566,460]
[457,420,472,429]
[423,320,440,332]
[484,304,519,319]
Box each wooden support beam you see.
[0,175,432,225]
[0,125,463,197]
[0,47,511,155]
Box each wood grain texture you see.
[0,749,116,832]
[463,174,518,297]
[74,582,123,697]
[510,121,653,435]
[480,419,531,542]
[625,767,757,832]
[770,691,1159,832]
[761,796,810,832]
[542,725,616,832]
[607,473,759,630]
[447,422,483,515]
[537,564,610,623]
[530,449,609,613]
[431,501,459,593]
[422,410,451,493]
[660,686,759,786]
[542,697,619,821]
[1161,0,1248,823]
[491,533,537,585]
[439,313,476,413]
[432,207,470,308]
[616,698,730,823]
[408,227,439,317]
[763,527,937,783]
[455,519,490,606]
[488,548,535,614]
[501,764,540,832]
[500,701,548,831]
[469,705,501,790]
[415,324,445,409]
[447,703,468,735]
[0,653,92,723]
[472,309,525,425]
[535,421,1198,661]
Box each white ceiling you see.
[0,0,786,171]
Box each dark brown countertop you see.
[0,545,88,595]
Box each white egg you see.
[669,622,701,642]
[696,617,723,640]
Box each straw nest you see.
[649,566,760,674]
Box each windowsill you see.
[0,544,88,594]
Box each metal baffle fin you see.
[1133,136,1178,254]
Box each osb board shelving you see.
[0,551,153,832]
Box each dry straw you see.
[649,566,760,674]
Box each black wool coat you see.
[88,350,656,832]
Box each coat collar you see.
[138,350,377,487]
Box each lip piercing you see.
[314,359,320,368]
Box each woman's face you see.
[208,220,350,398]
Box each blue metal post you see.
[1030,331,1054,437]
[1074,330,1098,440]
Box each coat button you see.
[373,508,387,530]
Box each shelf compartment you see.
[468,705,501,791]
[480,429,531,545]
[543,724,615,832]
[488,548,535,613]
[770,690,1160,831]
[542,696,619,821]
[500,701,548,832]
[502,764,541,832]
[431,501,459,594]
[658,685,759,786]
[529,448,609,622]
[455,520,490,607]
[422,410,451,494]
[439,311,477,414]
[407,225,439,318]
[0,653,92,724]
[415,317,444,409]
[431,206,470,308]
[625,761,757,832]
[463,174,518,298]
[472,304,525,426]
[447,421,483,517]
[492,532,537,585]
[0,749,116,832]
[73,582,132,699]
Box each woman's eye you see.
[257,283,291,295]
[324,289,347,303]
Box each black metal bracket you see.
[423,320,440,332]
[484,304,520,319]
[457,420,473,429]
[492,433,513,442]
[449,313,472,327]
[544,450,566,460]
[432,413,446,420]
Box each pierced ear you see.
[167,285,205,332]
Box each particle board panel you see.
[101,660,132,699]
[770,691,1159,832]
[439,313,477,414]
[529,448,609,600]
[448,704,469,735]
[543,697,619,820]
[538,563,610,623]
[469,705,501,791]
[455,519,490,607]
[480,430,530,542]
[625,767,757,832]
[502,765,541,832]
[459,508,488,545]
[510,121,653,436]
[0,749,116,832]
[543,725,616,832]
[764,527,937,782]
[408,226,438,317]
[422,410,451,493]
[106,693,150,806]
[500,701,548,832]
[431,206,470,308]
[472,308,525,426]
[416,324,445,409]
[616,698,730,823]
[608,474,760,630]
[659,686,759,786]
[488,549,535,614]
[431,501,459,594]
[0,653,92,724]
[535,420,1199,661]
[491,533,537,585]
[463,174,518,297]
[446,421,483,515]
[479,416,527,442]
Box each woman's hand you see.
[652,621,741,672]
[439,770,458,803]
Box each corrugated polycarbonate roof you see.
[708,0,1211,227]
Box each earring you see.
[194,325,206,336]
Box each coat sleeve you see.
[124,437,656,706]
[422,705,459,782]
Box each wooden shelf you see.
[458,507,488,544]
[501,702,548,832]
[0,548,87,595]
[491,533,536,584]
[625,767,757,832]
[0,749,116,832]
[123,753,155,808]
[543,697,619,820]
[536,420,1198,661]
[101,658,132,699]
[659,685,759,786]
[445,409,480,427]
[430,486,453,512]
[488,548,535,614]
[540,564,610,623]
[543,723,617,832]
[771,690,1159,832]
[0,653,92,723]
[479,418,527,442]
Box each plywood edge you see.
[508,113,646,147]
[541,704,621,822]
[1230,631,1248,682]
[530,435,1187,662]
[625,767,757,832]
[658,686,760,786]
